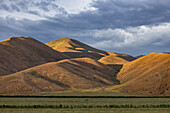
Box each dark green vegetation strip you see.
[0,104,169,109]
[0,96,170,98]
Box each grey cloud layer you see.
[69,0,170,29]
[92,23,170,50]
[0,0,170,55]
[0,0,67,17]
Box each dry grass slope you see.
[46,37,109,59]
[116,53,170,95]
[46,37,135,64]
[98,52,134,65]
[1,37,168,96]
[0,57,119,95]
[0,36,68,76]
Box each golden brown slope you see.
[0,57,119,95]
[46,37,135,64]
[0,36,68,76]
[46,37,109,59]
[117,53,170,95]
[98,52,134,65]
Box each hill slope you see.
[0,58,119,95]
[46,37,108,59]
[46,37,135,64]
[116,53,170,95]
[98,52,134,65]
[0,36,68,76]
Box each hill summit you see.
[0,36,68,76]
[46,37,135,64]
[46,37,109,59]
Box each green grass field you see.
[0,97,170,105]
[0,108,170,113]
[0,94,170,113]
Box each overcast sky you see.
[0,0,170,56]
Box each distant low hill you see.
[0,57,119,95]
[116,53,170,95]
[0,36,68,76]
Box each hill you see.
[0,36,68,76]
[1,36,168,96]
[46,37,135,64]
[116,53,170,95]
[98,52,134,65]
[0,58,119,95]
[46,37,108,59]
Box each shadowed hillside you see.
[116,53,170,95]
[0,58,119,95]
[0,36,69,76]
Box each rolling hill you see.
[46,37,108,59]
[98,52,134,65]
[0,36,169,96]
[0,57,119,95]
[0,36,68,76]
[46,37,135,64]
[116,53,170,95]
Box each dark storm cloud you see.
[1,0,170,28]
[66,0,170,29]
[0,0,170,55]
[0,17,70,42]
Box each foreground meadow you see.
[0,94,170,113]
[0,108,170,113]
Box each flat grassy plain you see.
[0,93,170,113]
[0,108,170,113]
[0,97,170,105]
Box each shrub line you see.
[0,104,169,109]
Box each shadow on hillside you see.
[106,64,123,80]
[106,64,123,72]
[68,39,109,55]
[27,71,70,88]
[58,60,120,85]
[63,52,104,60]
[117,55,135,61]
